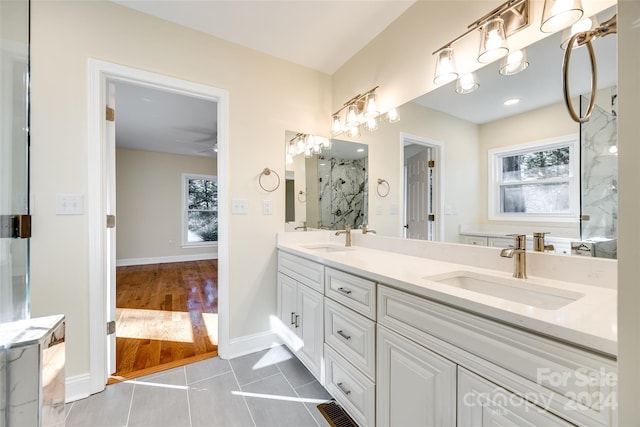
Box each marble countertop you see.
[0,315,65,349]
[277,233,617,357]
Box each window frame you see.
[488,135,580,223]
[182,173,218,248]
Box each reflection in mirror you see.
[285,131,368,230]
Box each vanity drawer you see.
[378,285,617,427]
[325,267,376,320]
[324,344,375,427]
[278,251,324,293]
[324,298,376,380]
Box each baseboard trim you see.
[220,330,283,360]
[116,252,217,267]
[66,373,92,403]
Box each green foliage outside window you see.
[187,178,218,242]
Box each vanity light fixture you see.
[432,0,529,85]
[499,48,529,75]
[540,0,584,34]
[455,72,480,94]
[289,133,331,157]
[331,86,393,137]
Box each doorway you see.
[107,80,220,381]
[87,59,230,394]
[401,133,443,241]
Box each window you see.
[182,174,217,246]
[488,136,579,222]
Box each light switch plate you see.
[262,199,272,215]
[231,199,249,214]
[56,194,83,215]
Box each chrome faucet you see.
[362,224,376,234]
[533,232,555,252]
[500,234,527,279]
[294,221,307,232]
[335,224,352,247]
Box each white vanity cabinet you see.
[323,267,377,427]
[377,326,456,427]
[458,367,573,427]
[276,252,324,382]
[378,285,617,427]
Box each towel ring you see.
[259,168,280,192]
[562,15,617,123]
[376,178,390,197]
[297,190,306,203]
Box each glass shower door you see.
[1,0,30,322]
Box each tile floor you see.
[65,345,333,427]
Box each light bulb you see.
[365,117,378,132]
[288,141,296,155]
[541,0,584,33]
[455,72,479,94]
[478,17,508,64]
[348,126,361,138]
[499,49,529,75]
[433,47,458,85]
[331,115,342,135]
[387,107,400,123]
[345,104,359,128]
[364,92,379,118]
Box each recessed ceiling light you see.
[357,148,364,152]
[503,98,520,106]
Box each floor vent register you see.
[317,401,359,427]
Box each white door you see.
[457,367,573,427]
[405,146,434,240]
[297,284,323,380]
[105,81,117,376]
[377,326,456,427]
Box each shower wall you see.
[318,157,368,229]
[580,86,618,249]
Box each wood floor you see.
[110,260,218,383]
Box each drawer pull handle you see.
[294,314,300,328]
[337,330,352,340]
[337,382,351,395]
[337,287,352,295]
[290,312,296,325]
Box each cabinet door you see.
[277,273,298,340]
[377,326,456,427]
[297,284,324,380]
[458,367,573,427]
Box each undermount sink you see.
[424,271,584,310]
[303,244,349,253]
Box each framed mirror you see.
[285,131,368,230]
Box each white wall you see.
[115,148,217,263]
[29,1,330,379]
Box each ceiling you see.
[113,0,416,75]
[114,81,218,157]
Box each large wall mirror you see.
[285,5,617,259]
[285,130,368,230]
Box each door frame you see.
[87,59,229,393]
[399,132,444,241]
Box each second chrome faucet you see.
[500,234,527,279]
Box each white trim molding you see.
[225,330,284,360]
[65,374,92,403]
[87,58,230,394]
[116,252,218,267]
